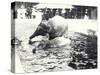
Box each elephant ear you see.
[47,15,68,32]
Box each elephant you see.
[29,15,69,53]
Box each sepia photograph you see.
[11,1,97,73]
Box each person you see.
[26,7,32,19]
[61,9,66,17]
[31,7,36,19]
[55,9,59,15]
[84,9,89,19]
[17,4,26,19]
